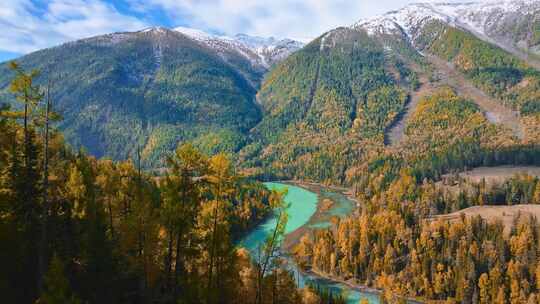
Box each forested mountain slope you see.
[1,1,539,186]
[0,27,302,166]
[355,0,540,61]
[239,0,540,184]
[240,28,416,183]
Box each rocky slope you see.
[351,0,540,138]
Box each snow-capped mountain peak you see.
[172,26,304,68]
[352,0,540,55]
[233,34,278,49]
[174,26,220,41]
[353,2,454,39]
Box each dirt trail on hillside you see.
[386,55,525,146]
[385,76,436,145]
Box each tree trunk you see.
[23,94,28,162]
[173,229,182,302]
[107,199,114,238]
[207,197,220,304]
[165,231,174,292]
[256,210,283,304]
[37,83,51,294]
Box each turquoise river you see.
[239,182,380,304]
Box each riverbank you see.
[276,181,424,304]
[307,268,381,295]
[305,268,424,304]
[282,180,359,205]
[278,180,356,251]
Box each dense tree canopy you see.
[0,65,342,304]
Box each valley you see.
[1,0,540,303]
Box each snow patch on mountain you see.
[353,2,454,42]
[173,27,303,68]
[353,0,540,50]
[418,0,540,39]
[173,26,217,41]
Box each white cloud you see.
[133,0,417,41]
[0,0,469,55]
[0,0,148,54]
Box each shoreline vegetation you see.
[286,164,540,303]
[275,180,425,303]
[274,172,540,303]
[266,181,402,302]
[304,268,425,304]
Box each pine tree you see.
[6,62,48,293]
[38,254,80,304]
[205,153,236,304]
[255,189,288,304]
[161,143,207,302]
[75,156,118,304]
[120,155,160,303]
[8,61,43,157]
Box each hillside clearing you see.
[386,75,437,146]
[442,166,540,185]
[430,204,540,235]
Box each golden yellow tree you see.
[478,273,490,304]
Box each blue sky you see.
[0,0,447,62]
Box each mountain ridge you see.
[352,0,540,61]
[0,27,283,164]
[243,0,540,182]
[172,26,304,69]
[1,1,539,177]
